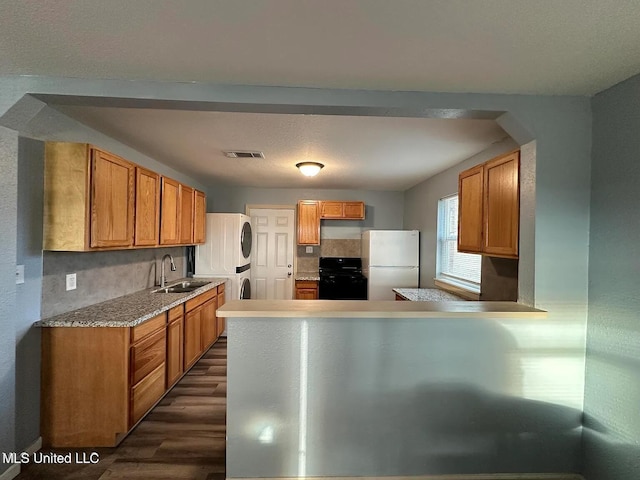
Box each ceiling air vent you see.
[223,150,265,159]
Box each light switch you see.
[66,273,77,291]
[16,265,24,284]
[306,246,313,254]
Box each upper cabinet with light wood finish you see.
[319,201,365,220]
[134,167,161,247]
[44,142,135,251]
[458,150,520,258]
[297,200,321,245]
[297,200,366,245]
[160,177,181,245]
[179,185,194,244]
[43,142,206,251]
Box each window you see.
[437,194,481,290]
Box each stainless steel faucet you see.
[160,254,176,287]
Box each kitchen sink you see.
[173,280,211,288]
[153,286,198,293]
[152,280,211,294]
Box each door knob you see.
[288,272,292,276]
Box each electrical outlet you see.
[66,273,77,291]
[306,246,313,254]
[16,265,24,284]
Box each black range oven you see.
[318,257,367,300]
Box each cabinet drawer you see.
[131,328,166,385]
[296,280,318,289]
[185,288,216,312]
[167,305,183,323]
[131,313,166,343]
[217,283,225,295]
[130,363,165,426]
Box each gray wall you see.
[583,74,640,478]
[15,138,44,451]
[0,76,593,475]
[403,138,519,288]
[0,127,18,474]
[207,185,404,239]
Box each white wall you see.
[403,138,519,288]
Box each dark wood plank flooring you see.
[17,338,227,480]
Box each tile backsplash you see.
[41,247,186,318]
[296,239,361,272]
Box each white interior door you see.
[249,208,295,299]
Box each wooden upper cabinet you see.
[193,190,206,244]
[297,200,321,245]
[134,167,161,247]
[90,148,135,248]
[343,202,365,219]
[179,185,194,244]
[457,150,520,258]
[320,201,344,219]
[160,177,181,245]
[43,142,202,252]
[483,151,520,258]
[319,201,365,220]
[458,164,484,254]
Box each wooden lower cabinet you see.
[166,307,184,388]
[295,280,318,299]
[40,286,226,448]
[184,307,202,370]
[201,297,217,349]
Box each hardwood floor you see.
[17,338,227,480]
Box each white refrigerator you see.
[361,230,419,300]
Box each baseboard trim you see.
[24,436,42,455]
[0,436,43,480]
[0,463,20,480]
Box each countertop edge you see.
[218,300,547,319]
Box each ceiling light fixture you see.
[296,162,324,177]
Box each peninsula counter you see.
[218,300,583,478]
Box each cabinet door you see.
[184,307,202,370]
[216,289,226,337]
[343,202,365,219]
[200,297,217,350]
[319,201,344,218]
[90,148,135,248]
[160,177,181,245]
[180,185,194,244]
[458,164,484,254]
[166,316,184,387]
[193,190,206,244]
[134,167,160,247]
[483,151,520,258]
[297,201,320,245]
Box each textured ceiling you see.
[57,107,507,190]
[2,0,640,95]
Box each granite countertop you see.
[393,288,466,301]
[36,277,227,328]
[295,272,320,281]
[218,299,546,318]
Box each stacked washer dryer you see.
[194,213,252,301]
